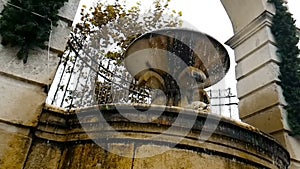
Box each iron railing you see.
[46,36,239,118]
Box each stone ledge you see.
[238,83,286,118]
[34,104,290,169]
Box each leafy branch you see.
[0,0,67,63]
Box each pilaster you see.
[226,10,300,168]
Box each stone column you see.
[221,0,300,168]
[0,0,80,168]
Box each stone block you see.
[238,83,286,118]
[58,0,81,22]
[235,43,280,80]
[0,75,46,127]
[0,122,31,169]
[24,142,63,169]
[237,62,280,98]
[242,105,285,134]
[234,27,275,62]
[47,20,71,53]
[0,43,60,85]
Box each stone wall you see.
[0,0,80,168]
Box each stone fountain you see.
[124,28,230,109]
[23,28,290,169]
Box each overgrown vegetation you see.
[0,0,67,63]
[268,0,300,136]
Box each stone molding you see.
[226,11,274,49]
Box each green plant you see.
[0,0,67,63]
[269,0,300,136]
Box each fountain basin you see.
[25,104,290,169]
[124,28,230,88]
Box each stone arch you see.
[221,0,300,168]
[221,0,275,33]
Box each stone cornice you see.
[226,11,274,49]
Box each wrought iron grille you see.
[46,35,239,118]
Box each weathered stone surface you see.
[24,141,63,169]
[0,1,81,168]
[235,43,279,80]
[61,143,133,169]
[237,62,280,98]
[234,26,275,62]
[0,43,60,85]
[58,0,81,22]
[0,75,46,127]
[0,122,31,169]
[242,105,285,134]
[47,20,71,53]
[134,145,258,169]
[238,83,286,119]
[0,121,30,137]
[25,105,290,168]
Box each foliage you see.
[72,0,182,64]
[66,0,183,107]
[0,0,67,63]
[268,0,300,136]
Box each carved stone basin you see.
[123,28,230,88]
